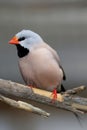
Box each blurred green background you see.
[0,0,87,130]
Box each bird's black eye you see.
[18,37,25,41]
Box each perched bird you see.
[9,30,66,99]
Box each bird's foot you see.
[28,85,36,94]
[28,85,34,88]
[51,89,57,102]
[28,85,35,92]
[51,89,64,102]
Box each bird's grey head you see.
[9,30,44,58]
[16,30,43,50]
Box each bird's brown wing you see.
[59,64,66,80]
[43,42,66,81]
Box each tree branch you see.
[0,78,87,115]
[0,94,50,117]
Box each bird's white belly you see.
[19,51,63,91]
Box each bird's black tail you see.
[57,84,66,93]
[61,84,66,92]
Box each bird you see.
[9,30,66,100]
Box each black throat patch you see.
[16,44,29,58]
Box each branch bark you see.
[0,94,50,117]
[0,78,87,115]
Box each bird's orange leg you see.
[28,85,35,91]
[51,89,58,102]
[28,85,34,88]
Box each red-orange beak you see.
[9,36,19,44]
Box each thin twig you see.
[63,86,86,95]
[0,94,50,117]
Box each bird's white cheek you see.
[20,41,29,49]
